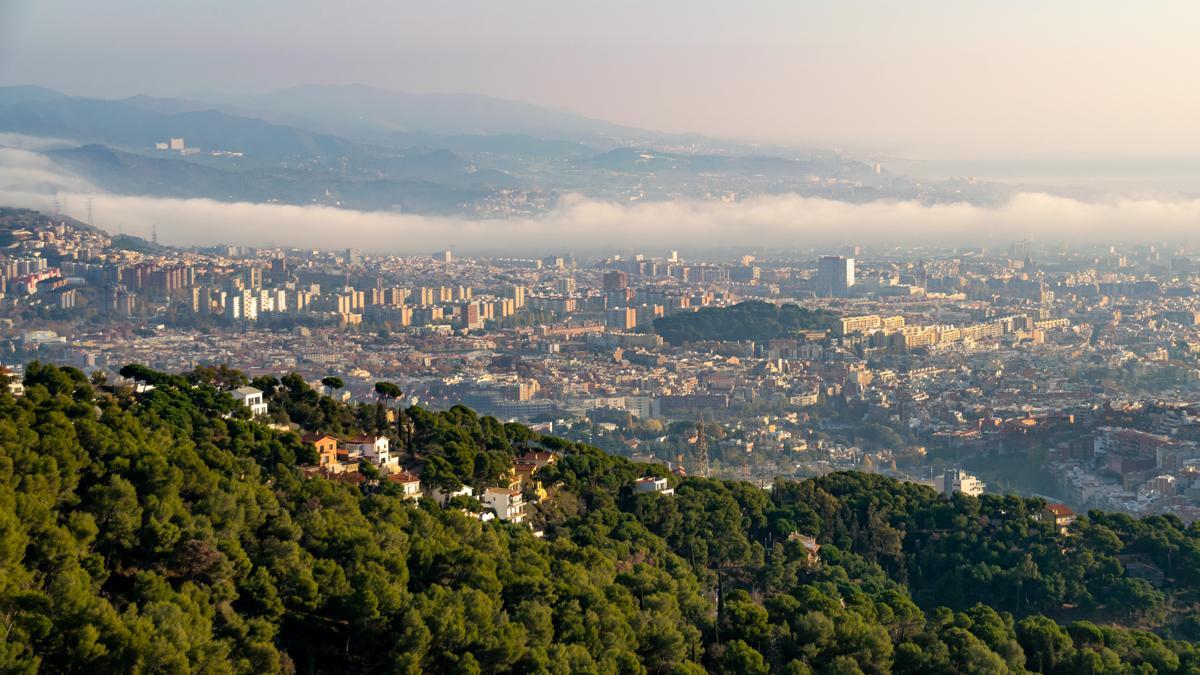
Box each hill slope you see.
[2,362,1198,672]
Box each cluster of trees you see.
[3,362,1200,672]
[765,473,1198,626]
[653,301,838,346]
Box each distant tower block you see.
[695,413,710,478]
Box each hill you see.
[0,88,355,159]
[45,144,510,214]
[2,362,1199,672]
[654,301,840,345]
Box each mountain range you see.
[0,84,1002,216]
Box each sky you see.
[2,1,1199,160]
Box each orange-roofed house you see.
[386,471,422,500]
[302,432,340,469]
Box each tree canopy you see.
[1,362,1198,673]
[653,301,838,345]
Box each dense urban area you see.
[5,204,1200,529]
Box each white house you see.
[232,386,268,416]
[481,487,527,524]
[633,476,674,496]
[386,471,422,500]
[343,435,396,467]
[935,468,984,497]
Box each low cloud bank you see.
[0,147,1198,255]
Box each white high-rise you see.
[817,256,855,297]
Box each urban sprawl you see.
[6,207,1200,525]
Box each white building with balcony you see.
[232,386,268,416]
[481,487,527,524]
[343,435,396,468]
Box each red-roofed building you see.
[1040,503,1076,533]
[386,471,422,500]
[343,435,395,468]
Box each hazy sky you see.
[2,1,1199,159]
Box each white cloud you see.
[0,147,97,195]
[1,146,1198,254]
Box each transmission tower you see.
[695,413,710,478]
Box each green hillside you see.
[653,301,838,346]
[1,362,1199,673]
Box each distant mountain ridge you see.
[0,84,981,216]
[224,83,647,145]
[0,84,705,153]
[0,88,354,160]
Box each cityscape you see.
[6,1,1200,672]
[7,204,1200,525]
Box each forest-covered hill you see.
[2,362,1199,673]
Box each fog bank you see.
[1,148,1198,255]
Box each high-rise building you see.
[191,287,207,314]
[504,285,526,309]
[459,302,482,330]
[345,248,363,265]
[603,270,629,292]
[817,256,855,297]
[606,307,637,330]
[240,289,258,321]
[244,267,262,290]
[225,294,242,321]
[1008,240,1032,259]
